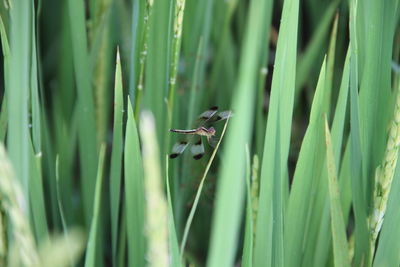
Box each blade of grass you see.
[166,156,181,267]
[109,49,124,265]
[30,1,41,153]
[28,137,49,243]
[207,0,272,265]
[241,145,253,267]
[8,0,30,200]
[349,1,370,264]
[324,116,350,267]
[180,114,230,257]
[284,59,327,267]
[253,0,299,265]
[313,47,351,266]
[0,15,9,142]
[84,144,106,267]
[55,155,72,266]
[67,0,98,225]
[124,98,145,267]
[139,111,169,266]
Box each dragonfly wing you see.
[169,141,189,159]
[190,138,205,160]
[213,110,233,122]
[197,106,219,126]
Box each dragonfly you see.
[169,106,232,159]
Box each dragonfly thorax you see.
[198,126,216,137]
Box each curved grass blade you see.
[84,144,106,267]
[207,0,272,265]
[241,145,253,267]
[180,114,230,257]
[124,99,145,267]
[166,156,181,267]
[324,116,350,267]
[109,49,124,264]
[67,0,98,225]
[253,0,299,265]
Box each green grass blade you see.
[28,137,49,243]
[180,115,230,257]
[55,156,71,260]
[0,15,9,142]
[349,1,370,264]
[313,47,351,266]
[8,0,30,200]
[140,111,169,266]
[253,0,299,265]
[283,59,327,267]
[324,117,350,267]
[165,156,181,267]
[241,145,253,267]
[84,144,106,267]
[67,0,98,225]
[30,1,41,153]
[109,50,124,264]
[207,0,272,265]
[124,98,145,267]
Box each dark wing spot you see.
[210,106,218,110]
[169,153,179,159]
[179,141,188,145]
[195,139,202,145]
[193,154,204,160]
[215,115,222,121]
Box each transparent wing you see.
[196,106,219,126]
[212,110,233,122]
[169,141,189,159]
[190,137,205,160]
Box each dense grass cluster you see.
[0,0,399,266]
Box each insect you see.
[169,106,232,159]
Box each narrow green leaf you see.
[67,0,98,225]
[349,1,370,264]
[8,0,30,200]
[284,59,327,267]
[109,49,124,265]
[324,116,350,267]
[207,0,272,266]
[28,137,49,243]
[180,114,230,257]
[165,156,181,267]
[241,145,253,267]
[124,98,145,267]
[84,144,106,267]
[30,1,41,153]
[313,48,351,266]
[254,0,299,265]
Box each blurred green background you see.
[0,0,399,266]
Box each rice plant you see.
[0,0,399,266]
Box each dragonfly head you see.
[208,127,216,136]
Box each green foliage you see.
[0,0,399,266]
